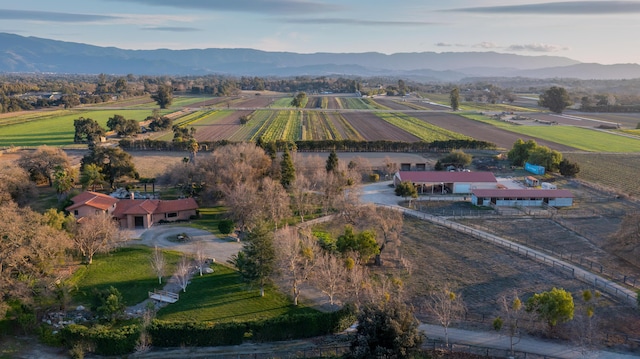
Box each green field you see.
[156,264,316,322]
[0,109,156,147]
[462,113,640,152]
[376,112,470,142]
[67,246,182,306]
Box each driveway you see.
[134,225,242,263]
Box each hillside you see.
[6,32,638,80]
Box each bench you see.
[149,289,179,303]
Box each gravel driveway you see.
[135,226,242,263]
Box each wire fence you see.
[377,204,638,307]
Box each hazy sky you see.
[2,0,639,64]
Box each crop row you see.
[173,110,216,127]
[339,97,376,110]
[302,112,341,140]
[257,110,299,142]
[376,112,470,142]
[331,112,364,140]
[563,153,640,197]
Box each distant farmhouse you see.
[393,171,573,207]
[66,191,198,229]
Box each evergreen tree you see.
[539,86,572,114]
[326,149,339,173]
[450,87,460,111]
[280,148,295,189]
[229,222,276,297]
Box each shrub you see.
[60,324,140,356]
[218,219,234,235]
[368,173,380,182]
[148,320,246,347]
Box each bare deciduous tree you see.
[259,177,291,230]
[72,211,122,264]
[0,202,72,318]
[289,174,317,222]
[493,291,525,356]
[173,255,192,293]
[312,252,347,306]
[424,286,466,347]
[193,241,208,276]
[16,146,71,186]
[276,226,317,306]
[224,181,262,233]
[150,245,166,284]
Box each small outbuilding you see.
[471,189,574,207]
[393,171,498,194]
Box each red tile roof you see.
[111,198,198,217]
[66,191,118,211]
[472,189,574,198]
[157,197,198,213]
[396,171,497,183]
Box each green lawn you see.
[68,246,182,306]
[182,206,228,236]
[462,113,640,152]
[156,264,317,322]
[0,109,155,147]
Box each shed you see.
[394,171,498,194]
[525,176,539,187]
[471,189,574,207]
[525,162,545,175]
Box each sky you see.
[2,0,640,65]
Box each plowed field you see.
[341,112,420,142]
[409,112,576,151]
[193,110,253,142]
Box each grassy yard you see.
[462,113,640,152]
[183,206,229,237]
[67,246,182,306]
[156,264,317,322]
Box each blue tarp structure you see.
[524,162,545,175]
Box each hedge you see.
[120,138,496,153]
[60,324,140,356]
[148,320,246,347]
[148,306,356,347]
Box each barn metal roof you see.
[395,171,497,183]
[472,189,574,198]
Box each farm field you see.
[409,112,576,151]
[0,109,155,147]
[340,111,420,142]
[375,112,470,142]
[563,152,640,198]
[563,111,640,129]
[371,97,431,111]
[462,113,640,152]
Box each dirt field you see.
[192,110,253,142]
[341,111,421,142]
[392,216,640,346]
[407,112,577,151]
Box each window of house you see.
[167,212,178,218]
[74,210,79,216]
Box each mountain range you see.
[2,32,640,81]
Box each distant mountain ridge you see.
[1,32,639,80]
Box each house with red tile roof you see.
[66,191,119,218]
[67,191,199,229]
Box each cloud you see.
[0,9,118,22]
[508,43,569,52]
[279,18,439,26]
[436,42,465,47]
[141,26,200,32]
[102,0,342,15]
[475,42,499,49]
[446,1,640,15]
